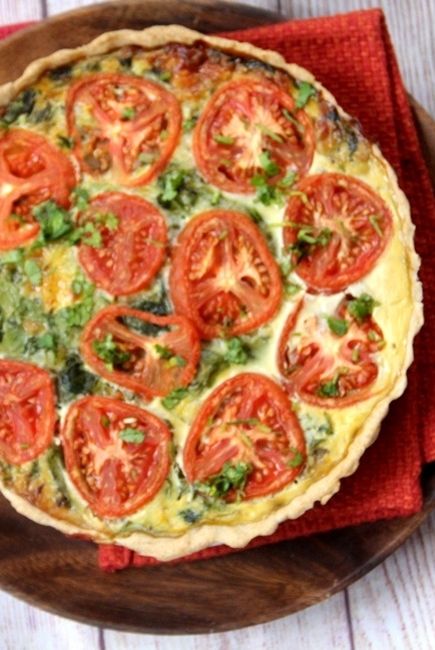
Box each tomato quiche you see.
[0,26,422,561]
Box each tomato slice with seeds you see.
[0,129,76,250]
[278,295,385,407]
[183,373,306,500]
[169,209,282,340]
[193,78,314,193]
[67,73,181,186]
[78,192,167,296]
[0,360,55,465]
[81,305,200,399]
[283,173,393,294]
[61,396,171,518]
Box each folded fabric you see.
[0,9,433,574]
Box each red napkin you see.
[1,9,434,573]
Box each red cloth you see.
[1,10,434,573]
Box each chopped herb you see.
[34,333,56,351]
[196,462,252,500]
[72,186,90,210]
[284,281,302,297]
[156,69,171,82]
[279,170,297,188]
[213,133,235,145]
[179,508,202,524]
[154,344,173,359]
[295,81,316,108]
[93,334,131,370]
[101,415,110,427]
[157,166,209,212]
[257,123,284,143]
[369,214,383,237]
[0,89,36,125]
[58,354,97,400]
[259,150,280,177]
[288,448,304,468]
[347,293,378,322]
[289,225,332,261]
[121,106,136,120]
[161,387,189,410]
[317,377,340,398]
[327,316,349,337]
[226,418,271,433]
[120,428,145,444]
[1,249,24,265]
[351,348,361,363]
[251,174,283,206]
[23,260,42,286]
[32,201,73,244]
[223,337,250,365]
[57,134,73,149]
[282,108,304,132]
[48,65,72,82]
[183,115,198,132]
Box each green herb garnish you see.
[295,81,316,108]
[327,316,349,337]
[120,428,145,444]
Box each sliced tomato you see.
[61,396,171,518]
[78,192,167,296]
[169,209,282,339]
[80,305,200,399]
[278,295,385,407]
[67,73,181,186]
[183,373,306,500]
[0,129,76,250]
[283,173,393,294]
[193,78,314,193]
[0,360,55,464]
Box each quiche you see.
[0,26,422,561]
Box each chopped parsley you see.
[259,150,280,177]
[223,337,250,365]
[23,259,42,286]
[213,133,235,145]
[120,428,145,444]
[196,462,252,500]
[347,293,378,322]
[327,316,349,337]
[161,387,190,410]
[295,81,316,108]
[121,106,136,120]
[288,224,332,261]
[317,377,340,398]
[93,334,131,370]
[288,448,305,468]
[154,344,186,368]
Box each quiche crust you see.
[0,25,423,561]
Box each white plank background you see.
[0,1,433,648]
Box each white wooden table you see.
[0,1,433,648]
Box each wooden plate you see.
[0,0,433,634]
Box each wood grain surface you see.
[0,0,434,648]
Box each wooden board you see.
[0,0,433,634]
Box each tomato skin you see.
[0,360,55,465]
[193,78,314,193]
[278,296,384,407]
[61,396,171,518]
[169,209,282,340]
[78,192,167,296]
[283,173,393,294]
[0,128,76,250]
[183,373,306,500]
[66,73,181,186]
[80,305,200,399]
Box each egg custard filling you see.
[0,27,422,560]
